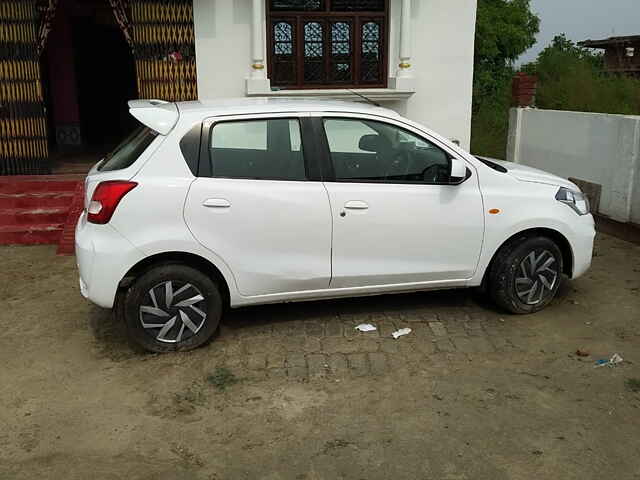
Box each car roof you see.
[175,97,401,120]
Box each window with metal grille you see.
[267,0,387,89]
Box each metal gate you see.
[0,0,49,175]
[130,0,197,101]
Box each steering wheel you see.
[383,150,411,180]
[421,164,442,183]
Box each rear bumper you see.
[75,212,145,308]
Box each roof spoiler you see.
[128,99,179,135]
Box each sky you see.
[517,0,640,65]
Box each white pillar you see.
[246,0,271,94]
[396,0,413,78]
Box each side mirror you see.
[449,158,467,184]
[358,134,381,152]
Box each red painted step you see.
[0,192,76,209]
[0,174,85,247]
[57,182,85,255]
[0,175,84,194]
[0,206,69,225]
[0,223,63,245]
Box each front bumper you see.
[75,212,145,308]
[569,213,596,279]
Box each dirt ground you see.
[1,233,639,480]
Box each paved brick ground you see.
[213,290,536,381]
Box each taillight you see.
[87,181,138,224]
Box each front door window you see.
[323,118,452,184]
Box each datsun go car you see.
[75,98,595,352]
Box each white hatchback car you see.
[76,98,595,352]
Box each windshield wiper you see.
[475,156,508,173]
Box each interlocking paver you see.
[368,352,388,375]
[325,320,342,337]
[322,337,361,354]
[328,353,349,375]
[435,338,456,353]
[286,352,306,368]
[304,321,324,337]
[347,353,369,377]
[307,353,329,377]
[428,321,448,337]
[221,292,539,381]
[247,354,267,370]
[267,353,286,369]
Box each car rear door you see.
[184,113,332,297]
[318,114,485,289]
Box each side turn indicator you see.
[489,208,501,215]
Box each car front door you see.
[184,114,332,297]
[320,115,484,289]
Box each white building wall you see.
[193,0,477,150]
[507,108,640,224]
[403,0,476,149]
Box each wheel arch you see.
[117,251,231,307]
[482,227,574,287]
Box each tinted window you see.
[323,118,451,184]
[208,118,306,180]
[98,126,157,172]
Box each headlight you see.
[556,187,590,215]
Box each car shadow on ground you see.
[84,279,573,354]
[222,287,490,334]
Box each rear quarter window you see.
[98,127,157,172]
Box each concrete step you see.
[0,223,63,245]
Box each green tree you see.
[471,0,539,158]
[523,34,640,115]
[473,0,540,112]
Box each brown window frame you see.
[266,0,389,90]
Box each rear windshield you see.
[98,126,158,172]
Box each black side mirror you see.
[358,134,381,152]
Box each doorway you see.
[41,0,138,172]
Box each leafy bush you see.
[523,34,640,115]
[471,32,640,159]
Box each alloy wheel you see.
[515,249,558,305]
[138,281,207,343]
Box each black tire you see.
[488,235,564,314]
[121,263,222,353]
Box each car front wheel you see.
[488,235,564,314]
[121,264,222,352]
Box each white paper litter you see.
[392,327,412,339]
[610,353,624,365]
[594,353,624,368]
[355,323,377,332]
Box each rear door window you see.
[206,118,306,181]
[98,126,158,172]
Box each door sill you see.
[232,279,469,307]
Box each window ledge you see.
[246,87,415,102]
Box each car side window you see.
[207,118,306,180]
[323,118,452,184]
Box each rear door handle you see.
[344,200,369,210]
[202,198,231,208]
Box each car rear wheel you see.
[488,235,563,314]
[122,264,222,352]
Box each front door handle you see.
[344,200,369,210]
[202,198,231,208]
